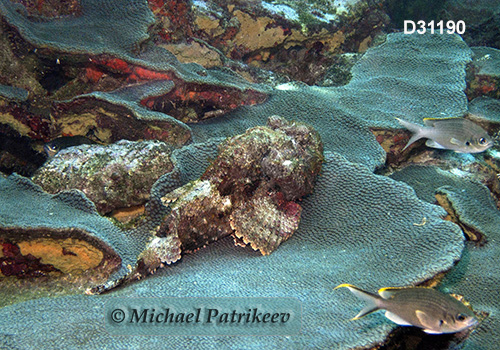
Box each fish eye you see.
[456,313,467,322]
[479,138,486,145]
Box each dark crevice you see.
[378,325,475,350]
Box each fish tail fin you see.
[395,118,425,151]
[335,284,381,320]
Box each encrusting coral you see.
[0,174,149,284]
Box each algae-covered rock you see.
[189,0,389,83]
[52,81,193,145]
[32,140,174,214]
[466,47,500,100]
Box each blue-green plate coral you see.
[0,152,465,349]
[0,173,149,284]
[0,0,498,349]
[390,165,500,349]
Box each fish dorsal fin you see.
[449,137,462,146]
[385,311,413,326]
[423,118,437,127]
[378,287,403,299]
[415,310,438,331]
[425,139,447,149]
[423,117,460,126]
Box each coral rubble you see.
[187,0,389,83]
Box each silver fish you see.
[335,284,478,334]
[44,136,96,157]
[396,117,494,153]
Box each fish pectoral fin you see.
[415,310,439,331]
[425,139,447,149]
[385,311,413,326]
[423,329,443,334]
[449,137,462,146]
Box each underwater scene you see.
[0,0,499,349]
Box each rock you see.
[32,140,174,214]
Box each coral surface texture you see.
[0,0,499,349]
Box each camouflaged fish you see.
[44,136,96,157]
[396,117,494,153]
[335,284,478,334]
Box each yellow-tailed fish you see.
[396,117,493,153]
[335,284,478,334]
